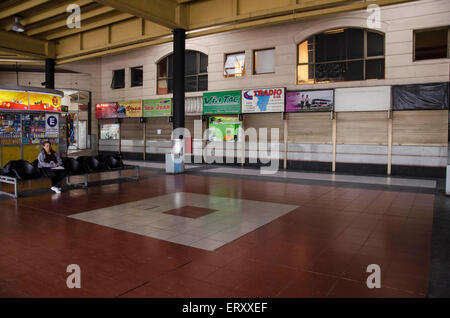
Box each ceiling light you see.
[11,16,24,33]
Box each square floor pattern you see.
[69,192,298,251]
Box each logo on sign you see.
[243,91,253,100]
[52,96,58,106]
[47,115,57,127]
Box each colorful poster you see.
[29,92,61,112]
[286,89,334,112]
[95,102,126,118]
[143,99,172,117]
[119,100,142,117]
[241,88,285,113]
[45,113,59,138]
[100,124,120,140]
[203,90,241,115]
[0,90,28,110]
[208,116,242,142]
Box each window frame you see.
[130,66,143,87]
[413,26,450,62]
[156,51,208,94]
[111,68,125,89]
[296,28,385,84]
[253,47,275,75]
[223,51,246,78]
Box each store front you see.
[96,102,124,154]
[0,85,64,166]
[202,90,242,163]
[60,89,90,153]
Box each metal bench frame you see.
[66,165,140,188]
[0,175,19,198]
[0,165,140,199]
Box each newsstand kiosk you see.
[0,85,64,166]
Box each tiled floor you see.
[69,192,298,251]
[201,167,437,189]
[0,167,435,298]
[124,160,199,170]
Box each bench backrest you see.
[0,160,17,176]
[105,155,124,169]
[12,160,42,180]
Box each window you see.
[111,69,125,89]
[130,66,143,87]
[414,27,449,61]
[297,28,385,84]
[224,52,245,77]
[157,51,208,94]
[254,48,275,74]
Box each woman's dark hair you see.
[42,140,54,152]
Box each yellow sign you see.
[29,92,61,112]
[0,90,28,110]
[119,100,142,117]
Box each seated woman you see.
[37,141,65,194]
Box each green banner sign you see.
[203,90,241,115]
[142,98,172,117]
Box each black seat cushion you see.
[105,155,125,170]
[31,159,39,168]
[80,156,106,172]
[67,157,85,175]
[12,160,42,180]
[0,160,17,177]
[61,157,71,170]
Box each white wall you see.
[91,0,449,103]
[1,0,448,109]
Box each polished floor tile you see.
[68,192,298,251]
[0,169,435,298]
[203,167,437,188]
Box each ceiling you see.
[0,0,417,65]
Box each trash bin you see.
[166,138,185,174]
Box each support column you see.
[44,58,55,89]
[172,28,185,131]
[332,112,337,172]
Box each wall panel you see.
[243,113,284,141]
[337,112,388,145]
[120,117,143,140]
[145,117,172,140]
[392,110,448,146]
[287,112,332,144]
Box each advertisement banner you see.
[286,90,334,112]
[0,90,28,110]
[45,113,59,137]
[100,124,120,140]
[119,100,142,117]
[29,92,61,112]
[208,116,242,142]
[242,88,285,113]
[95,102,126,119]
[143,98,172,117]
[203,90,241,115]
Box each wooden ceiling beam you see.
[94,0,185,29]
[26,5,115,36]
[0,0,49,20]
[0,29,54,58]
[4,0,94,31]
